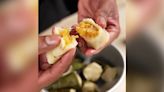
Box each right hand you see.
[78,0,120,56]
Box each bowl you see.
[43,45,125,92]
[79,45,125,92]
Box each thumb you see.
[39,35,60,55]
[95,16,107,28]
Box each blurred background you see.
[0,0,164,92]
[0,0,38,92]
[127,0,164,92]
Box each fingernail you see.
[96,16,107,28]
[45,36,60,45]
[100,17,106,28]
[85,50,96,57]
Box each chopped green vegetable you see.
[48,72,82,90]
[72,59,84,70]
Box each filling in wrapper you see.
[46,28,78,64]
[75,18,109,49]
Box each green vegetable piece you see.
[72,59,84,70]
[49,72,82,90]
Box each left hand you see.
[78,0,120,56]
[38,35,76,89]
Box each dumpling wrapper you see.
[76,18,109,49]
[46,27,78,64]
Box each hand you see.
[38,34,76,89]
[78,0,120,56]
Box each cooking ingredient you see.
[101,65,117,82]
[72,58,84,71]
[49,88,76,92]
[46,27,78,64]
[82,81,99,92]
[48,72,82,90]
[76,18,109,49]
[83,62,103,81]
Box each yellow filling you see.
[59,28,78,47]
[76,21,99,38]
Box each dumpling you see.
[75,18,109,49]
[46,27,78,64]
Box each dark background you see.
[39,0,78,32]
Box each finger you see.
[107,28,120,43]
[85,48,97,56]
[78,1,87,22]
[85,48,103,57]
[106,18,120,42]
[95,16,107,28]
[39,54,51,70]
[85,39,110,56]
[39,35,60,55]
[107,17,119,31]
[78,0,93,22]
[38,48,76,89]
